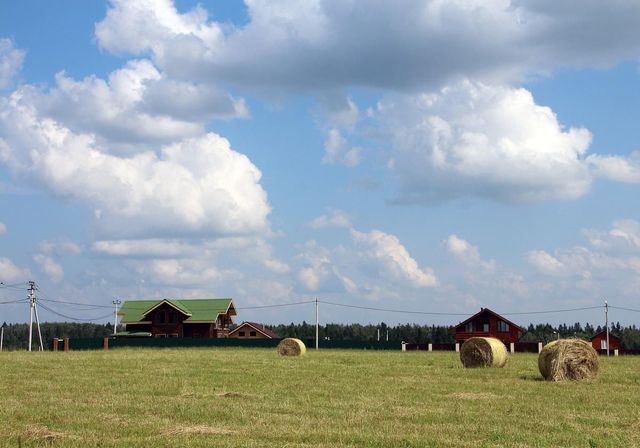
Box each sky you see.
[1,0,640,328]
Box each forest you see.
[1,321,639,350]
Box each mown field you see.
[0,348,638,447]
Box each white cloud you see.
[446,235,495,271]
[0,92,271,238]
[135,258,240,287]
[583,220,640,253]
[309,208,352,229]
[0,39,24,89]
[377,81,593,203]
[95,1,640,93]
[0,222,5,235]
[526,250,567,276]
[351,229,437,288]
[33,254,64,283]
[322,129,361,167]
[587,152,640,183]
[26,60,247,151]
[0,257,30,283]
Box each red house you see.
[590,330,621,352]
[452,308,526,344]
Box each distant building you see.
[452,308,526,344]
[590,330,622,352]
[228,322,279,339]
[118,298,236,338]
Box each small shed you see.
[452,307,526,344]
[228,322,278,339]
[590,330,622,352]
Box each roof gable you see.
[119,298,235,323]
[228,321,279,339]
[590,330,621,341]
[454,308,526,333]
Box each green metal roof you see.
[118,298,235,323]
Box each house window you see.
[601,340,607,350]
[497,321,509,332]
[483,323,489,332]
[250,331,257,337]
[239,331,245,337]
[465,322,473,332]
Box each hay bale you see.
[538,338,599,381]
[459,337,508,368]
[277,338,306,356]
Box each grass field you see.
[0,348,639,447]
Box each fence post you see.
[510,342,515,354]
[614,349,619,357]
[401,341,406,352]
[538,342,543,353]
[63,337,69,352]
[455,343,460,352]
[428,343,432,352]
[52,338,58,352]
[103,337,109,351]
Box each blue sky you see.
[1,1,640,328]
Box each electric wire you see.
[318,300,471,316]
[38,302,113,322]
[609,305,640,313]
[236,300,317,310]
[0,298,28,304]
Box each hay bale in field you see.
[538,338,599,381]
[459,337,508,368]
[277,338,306,356]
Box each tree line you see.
[1,320,639,350]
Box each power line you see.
[319,300,470,316]
[0,298,28,305]
[236,300,316,310]
[500,305,604,316]
[609,305,640,313]
[38,297,113,309]
[38,302,114,322]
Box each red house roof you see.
[454,308,527,333]
[589,330,621,342]
[228,321,279,339]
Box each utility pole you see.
[0,325,4,351]
[377,328,380,342]
[112,299,121,335]
[315,298,319,351]
[27,281,44,352]
[605,300,610,357]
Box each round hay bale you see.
[277,338,306,356]
[538,338,599,381]
[459,337,508,368]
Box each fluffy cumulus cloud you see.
[0,91,270,238]
[95,1,640,93]
[378,81,593,203]
[0,39,24,89]
[309,208,352,229]
[526,220,640,299]
[351,229,437,288]
[33,254,65,283]
[446,235,495,272]
[0,257,31,283]
[587,152,640,184]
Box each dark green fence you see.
[63,337,402,351]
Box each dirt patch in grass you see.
[217,391,255,398]
[163,425,234,436]
[22,425,74,441]
[450,392,499,400]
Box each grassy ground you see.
[0,348,638,447]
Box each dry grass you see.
[0,348,638,447]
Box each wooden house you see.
[452,308,526,344]
[590,330,621,352]
[118,298,236,338]
[228,322,279,339]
